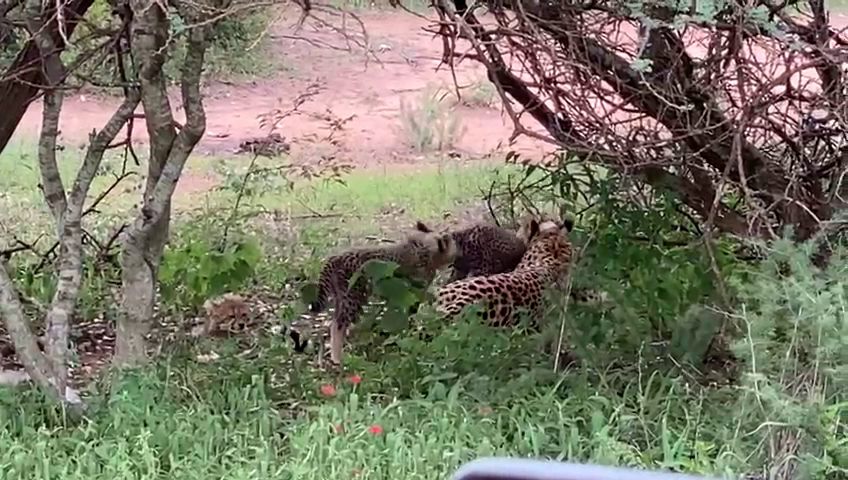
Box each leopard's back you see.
[437,223,573,326]
[449,224,527,282]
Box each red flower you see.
[368,424,384,435]
[319,384,336,397]
[348,374,362,385]
[334,423,345,434]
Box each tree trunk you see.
[0,264,63,402]
[0,28,139,404]
[115,0,209,366]
[0,0,93,154]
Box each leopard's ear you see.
[528,218,540,239]
[415,221,432,233]
[561,217,574,232]
[437,234,455,255]
[437,235,448,253]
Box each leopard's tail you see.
[310,265,331,313]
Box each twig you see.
[0,235,44,260]
[220,153,261,250]
[553,222,598,373]
[82,171,137,217]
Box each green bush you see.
[165,8,278,80]
[55,2,276,90]
[158,222,263,313]
[2,161,846,480]
[0,26,23,72]
[728,238,848,478]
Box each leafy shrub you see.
[158,229,263,312]
[301,258,428,336]
[504,162,736,367]
[57,3,275,90]
[728,238,848,478]
[354,259,428,331]
[166,8,278,80]
[0,25,23,72]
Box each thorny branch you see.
[427,0,848,242]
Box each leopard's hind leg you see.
[328,286,367,365]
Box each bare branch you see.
[425,0,847,242]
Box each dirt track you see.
[15,9,848,172]
[15,11,554,169]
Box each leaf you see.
[235,237,263,266]
[420,372,459,384]
[230,258,255,283]
[373,277,419,308]
[630,58,653,73]
[348,270,364,290]
[380,307,410,333]
[300,283,319,306]
[215,250,236,271]
[669,304,723,366]
[363,259,399,280]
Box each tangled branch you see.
[425,0,847,241]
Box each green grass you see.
[0,140,520,247]
[0,321,755,480]
[2,143,846,480]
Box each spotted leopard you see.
[446,223,530,283]
[435,218,574,326]
[200,293,309,351]
[311,221,457,364]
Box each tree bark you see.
[1,83,139,407]
[115,0,209,366]
[0,263,62,402]
[0,0,140,404]
[0,0,93,154]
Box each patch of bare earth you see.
[16,11,553,174]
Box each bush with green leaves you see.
[502,161,737,367]
[56,3,275,90]
[300,258,428,336]
[158,225,263,313]
[0,26,23,72]
[353,259,429,331]
[727,238,848,478]
[166,7,278,80]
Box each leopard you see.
[200,293,309,352]
[310,221,458,365]
[435,217,574,327]
[446,223,529,283]
[445,210,569,284]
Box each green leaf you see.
[300,283,319,306]
[235,237,263,266]
[373,277,419,308]
[363,259,399,280]
[380,307,410,333]
[348,270,364,290]
[230,258,255,282]
[669,304,722,365]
